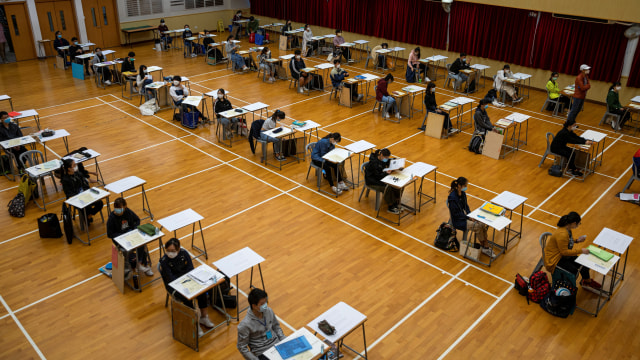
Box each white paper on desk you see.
[619,193,639,201]
[322,148,351,163]
[182,96,202,107]
[383,158,405,172]
[382,171,412,187]
[512,72,531,80]
[189,266,218,284]
[505,112,530,123]
[593,227,633,254]
[491,191,527,210]
[344,140,375,153]
[124,231,146,248]
[403,162,436,177]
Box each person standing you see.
[567,64,591,123]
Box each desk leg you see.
[191,221,208,260]
[94,158,105,186]
[140,185,153,220]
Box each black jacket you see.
[159,249,194,290]
[106,208,140,239]
[424,92,438,112]
[550,128,586,154]
[474,108,493,134]
[60,171,89,199]
[121,58,135,73]
[450,58,470,75]
[214,98,233,118]
[53,38,70,50]
[0,123,23,141]
[447,191,470,231]
[281,23,292,34]
[365,153,387,187]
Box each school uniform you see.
[423,91,452,130]
[183,29,194,56]
[159,249,211,309]
[260,116,281,154]
[53,37,70,58]
[330,67,359,100]
[375,79,397,114]
[364,154,401,211]
[311,138,343,187]
[0,122,27,169]
[158,24,172,47]
[107,208,148,268]
[289,57,307,81]
[447,190,488,243]
[61,171,104,216]
[473,108,493,134]
[237,307,285,360]
[90,53,112,83]
[449,58,470,89]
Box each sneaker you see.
[611,120,617,130]
[357,94,364,101]
[269,77,275,82]
[581,279,602,290]
[395,112,401,120]
[138,264,154,276]
[242,66,249,71]
[191,53,197,58]
[383,112,389,119]
[387,207,400,215]
[514,97,523,103]
[298,88,304,94]
[104,80,112,85]
[448,128,460,135]
[331,186,342,196]
[338,182,349,191]
[199,316,215,328]
[348,59,355,63]
[481,247,497,259]
[198,326,204,337]
[570,169,584,177]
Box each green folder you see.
[588,245,614,262]
[137,224,156,236]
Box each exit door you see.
[82,0,120,49]
[2,4,36,61]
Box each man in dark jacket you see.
[449,52,471,90]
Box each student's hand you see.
[385,170,392,174]
[582,248,590,254]
[399,167,404,171]
[586,140,593,145]
[577,235,587,243]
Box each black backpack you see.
[8,193,26,217]
[434,222,459,252]
[548,164,563,177]
[61,202,74,244]
[468,133,483,154]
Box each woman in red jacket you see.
[375,74,400,120]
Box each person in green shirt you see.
[606,81,630,130]
[545,72,570,114]
[248,16,259,34]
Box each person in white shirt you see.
[170,75,207,121]
[260,110,286,161]
[136,65,154,100]
[302,24,316,57]
[493,64,522,103]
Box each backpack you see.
[8,192,26,217]
[405,66,417,83]
[540,277,577,318]
[528,270,551,303]
[275,65,287,80]
[62,202,74,244]
[434,222,459,252]
[468,133,483,154]
[548,164,563,177]
[514,273,530,304]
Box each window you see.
[91,8,97,27]
[126,0,163,17]
[47,12,54,32]
[170,0,223,11]
[59,10,67,30]
[102,6,108,25]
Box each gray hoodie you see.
[237,306,285,359]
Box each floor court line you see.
[581,164,633,217]
[0,294,46,359]
[526,178,573,217]
[33,95,113,111]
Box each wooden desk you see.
[122,25,156,47]
[483,119,517,159]
[388,90,410,122]
[307,302,369,360]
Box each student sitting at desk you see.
[420,82,454,133]
[302,24,316,57]
[106,197,153,278]
[261,110,286,161]
[606,81,631,130]
[136,65,154,101]
[90,48,112,85]
[201,29,215,54]
[159,238,216,337]
[407,47,426,83]
[494,64,522,103]
[311,132,348,196]
[205,32,223,62]
[544,211,601,289]
[53,31,69,59]
[120,51,136,88]
[158,19,172,49]
[473,99,494,135]
[333,29,351,63]
[365,148,402,215]
[69,37,92,76]
[170,75,207,121]
[281,20,292,35]
[289,49,312,93]
[60,159,103,224]
[237,288,285,360]
[226,34,249,71]
[257,47,275,82]
[330,59,363,102]
[447,177,494,258]
[183,24,196,57]
[550,119,592,177]
[0,111,28,172]
[376,74,400,120]
[545,72,570,113]
[214,88,239,139]
[449,53,472,91]
[371,43,389,69]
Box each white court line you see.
[13,274,102,314]
[34,95,113,110]
[35,103,108,120]
[437,285,511,360]
[526,178,572,217]
[582,164,633,216]
[0,294,46,359]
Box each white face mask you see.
[336,64,340,68]
[296,55,300,59]
[615,86,621,91]
[260,303,268,312]
[585,70,590,75]
[218,94,224,99]
[73,166,78,172]
[430,88,435,93]
[166,251,178,259]
[173,80,179,86]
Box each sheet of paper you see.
[181,278,204,295]
[505,112,530,123]
[182,96,202,107]
[403,162,436,177]
[490,191,527,210]
[189,266,218,284]
[213,247,265,278]
[344,140,375,153]
[619,193,639,201]
[383,158,405,172]
[157,208,203,231]
[593,227,633,254]
[124,231,146,248]
[322,148,351,163]
[105,176,145,193]
[8,139,20,147]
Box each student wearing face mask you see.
[214,88,239,139]
[60,158,103,223]
[550,118,593,177]
[261,110,287,161]
[90,48,112,85]
[0,111,28,172]
[106,197,153,278]
[136,65,154,101]
[364,148,402,214]
[333,29,351,63]
[232,10,249,38]
[330,59,363,103]
[449,53,472,91]
[121,51,136,73]
[170,75,207,121]
[606,81,631,130]
[226,34,249,71]
[473,99,494,135]
[567,64,592,123]
[447,177,494,258]
[183,24,196,57]
[545,72,570,114]
[53,31,70,60]
[302,24,316,57]
[159,238,215,337]
[311,132,348,195]
[376,73,400,120]
[69,37,92,76]
[257,47,275,82]
[420,82,454,133]
[248,16,259,35]
[158,19,172,50]
[493,65,522,103]
[289,49,311,93]
[237,288,285,360]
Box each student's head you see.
[286,20,291,25]
[250,16,254,21]
[172,75,181,86]
[0,111,9,124]
[549,71,559,81]
[450,177,468,193]
[459,52,467,61]
[236,10,242,15]
[248,288,268,314]
[139,64,147,74]
[414,47,420,56]
[478,98,490,110]
[272,110,285,121]
[384,73,394,83]
[184,24,190,30]
[227,34,234,41]
[427,82,436,93]
[304,24,310,31]
[55,31,62,39]
[375,148,391,162]
[325,132,341,145]
[503,64,510,72]
[95,47,102,54]
[381,43,388,49]
[557,211,581,229]
[336,29,342,36]
[563,118,578,131]
[113,197,127,216]
[62,159,77,175]
[204,29,210,35]
[217,88,226,99]
[580,64,590,75]
[71,37,78,45]
[261,47,269,55]
[160,19,165,24]
[333,59,341,67]
[164,238,181,257]
[128,51,136,60]
[609,81,622,92]
[294,49,301,58]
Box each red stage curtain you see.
[627,42,640,88]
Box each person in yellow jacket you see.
[545,72,571,114]
[544,211,601,289]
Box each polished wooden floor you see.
[1,38,640,360]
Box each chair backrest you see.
[633,161,639,178]
[545,132,554,149]
[19,150,45,169]
[361,161,368,174]
[539,231,552,265]
[446,63,451,73]
[306,141,316,155]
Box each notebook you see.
[275,336,312,359]
[588,245,614,262]
[480,202,505,216]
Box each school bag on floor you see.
[528,270,550,303]
[468,133,483,154]
[434,222,459,251]
[8,192,26,217]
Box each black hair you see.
[335,29,342,34]
[374,148,391,158]
[261,47,269,55]
[333,59,341,65]
[557,211,581,227]
[323,132,341,142]
[272,110,285,119]
[381,43,388,48]
[114,197,127,208]
[563,118,576,129]
[460,52,467,57]
[218,88,226,95]
[414,47,420,55]
[250,16,255,21]
[549,72,559,81]
[248,288,268,306]
[55,31,62,35]
[165,238,181,251]
[503,64,510,70]
[477,98,490,108]
[138,64,147,74]
[172,75,181,82]
[236,10,242,14]
[227,34,234,41]
[609,81,622,91]
[184,24,190,28]
[160,19,165,22]
[128,51,135,57]
[304,24,309,30]
[71,37,78,41]
[427,81,436,91]
[0,111,8,118]
[95,47,102,52]
[384,73,394,82]
[449,177,468,193]
[294,49,301,55]
[62,158,75,174]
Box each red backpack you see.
[528,270,551,303]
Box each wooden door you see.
[4,4,36,60]
[97,0,119,48]
[53,1,78,42]
[82,0,103,47]
[35,2,57,56]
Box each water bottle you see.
[133,274,139,289]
